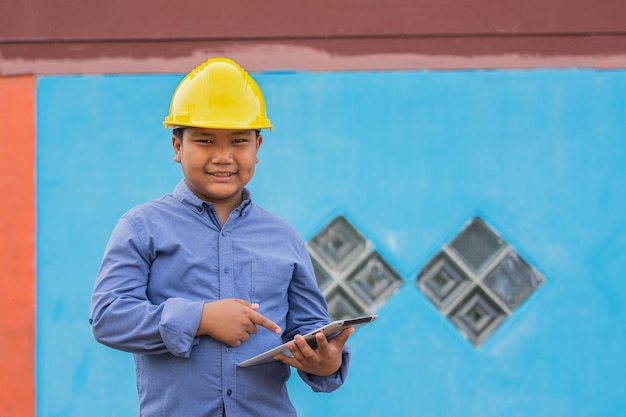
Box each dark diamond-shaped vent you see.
[484,252,543,310]
[417,216,544,347]
[449,217,506,273]
[449,288,506,346]
[309,215,403,321]
[308,216,367,272]
[418,255,471,310]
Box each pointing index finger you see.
[251,310,281,334]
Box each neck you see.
[212,192,243,225]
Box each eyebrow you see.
[191,131,254,137]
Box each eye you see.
[232,138,249,144]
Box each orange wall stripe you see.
[0,75,36,417]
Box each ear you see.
[172,134,182,163]
[255,135,263,163]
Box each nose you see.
[211,144,233,163]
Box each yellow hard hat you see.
[163,57,272,131]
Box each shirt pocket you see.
[251,259,294,304]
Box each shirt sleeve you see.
[286,239,352,392]
[90,215,204,358]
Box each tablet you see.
[238,315,378,367]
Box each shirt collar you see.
[173,180,252,216]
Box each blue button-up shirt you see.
[91,181,350,417]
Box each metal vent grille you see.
[308,215,403,320]
[417,217,544,346]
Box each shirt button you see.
[221,231,227,237]
[226,348,232,354]
[197,207,203,212]
[224,267,230,274]
[227,389,233,396]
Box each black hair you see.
[173,128,185,139]
[172,128,260,139]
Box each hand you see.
[196,299,281,347]
[274,326,355,376]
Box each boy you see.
[90,58,354,416]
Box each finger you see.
[328,327,355,348]
[313,332,330,353]
[246,322,259,335]
[293,335,316,358]
[274,352,302,369]
[251,311,281,334]
[232,299,259,310]
[283,339,307,363]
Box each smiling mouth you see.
[210,172,235,177]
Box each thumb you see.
[330,326,356,346]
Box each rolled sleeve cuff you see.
[159,298,204,358]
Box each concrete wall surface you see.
[24,68,626,416]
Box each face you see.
[173,128,262,210]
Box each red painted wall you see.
[0,76,36,417]
[1,0,625,74]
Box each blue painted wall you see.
[36,69,626,416]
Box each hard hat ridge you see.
[163,57,273,132]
